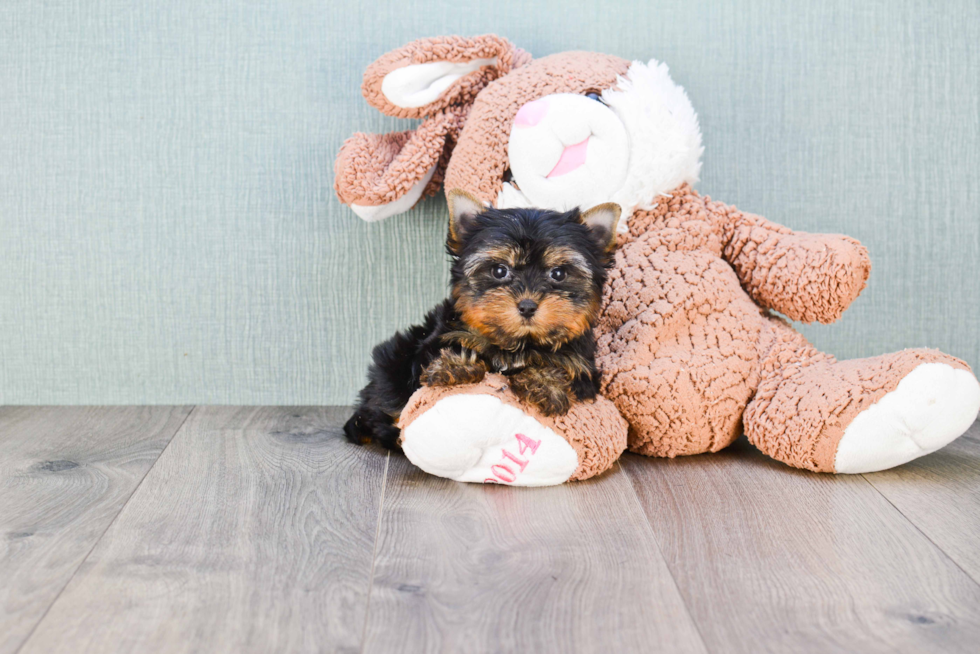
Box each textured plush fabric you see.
[336,35,533,209]
[398,373,628,481]
[400,182,974,476]
[718,208,870,324]
[597,184,969,470]
[360,35,531,119]
[335,105,469,207]
[341,37,979,480]
[744,334,971,472]
[443,53,631,206]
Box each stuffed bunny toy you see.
[336,35,980,486]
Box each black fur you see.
[344,206,614,449]
[343,299,459,449]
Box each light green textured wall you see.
[1,0,978,404]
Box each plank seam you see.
[12,405,197,654]
[359,450,390,654]
[617,459,713,654]
[859,472,980,589]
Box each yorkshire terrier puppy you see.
[344,189,620,450]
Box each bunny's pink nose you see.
[547,137,590,178]
[513,99,548,128]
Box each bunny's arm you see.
[707,198,871,324]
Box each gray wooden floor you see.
[1,407,979,654]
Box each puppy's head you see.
[446,189,620,350]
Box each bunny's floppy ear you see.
[335,35,531,222]
[362,34,530,119]
[335,105,468,222]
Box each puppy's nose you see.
[517,299,538,318]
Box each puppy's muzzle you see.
[517,299,538,318]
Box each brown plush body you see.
[598,184,970,471]
[336,36,980,483]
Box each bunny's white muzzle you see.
[504,93,629,213]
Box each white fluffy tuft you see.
[605,60,703,230]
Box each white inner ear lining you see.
[349,163,438,222]
[381,58,498,109]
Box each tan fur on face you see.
[454,288,527,348]
[457,242,599,349]
[533,295,599,346]
[462,244,521,277]
[543,246,592,280]
[455,286,597,350]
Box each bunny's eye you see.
[585,91,605,104]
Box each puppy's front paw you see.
[510,368,573,417]
[421,351,487,387]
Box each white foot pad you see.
[835,363,980,473]
[401,394,579,486]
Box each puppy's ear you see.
[579,203,622,252]
[446,189,485,253]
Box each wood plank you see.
[17,407,386,654]
[623,437,980,654]
[363,456,707,654]
[0,406,192,654]
[861,420,980,584]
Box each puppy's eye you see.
[584,91,605,104]
[492,264,510,280]
[550,267,567,282]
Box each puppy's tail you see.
[343,407,402,450]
